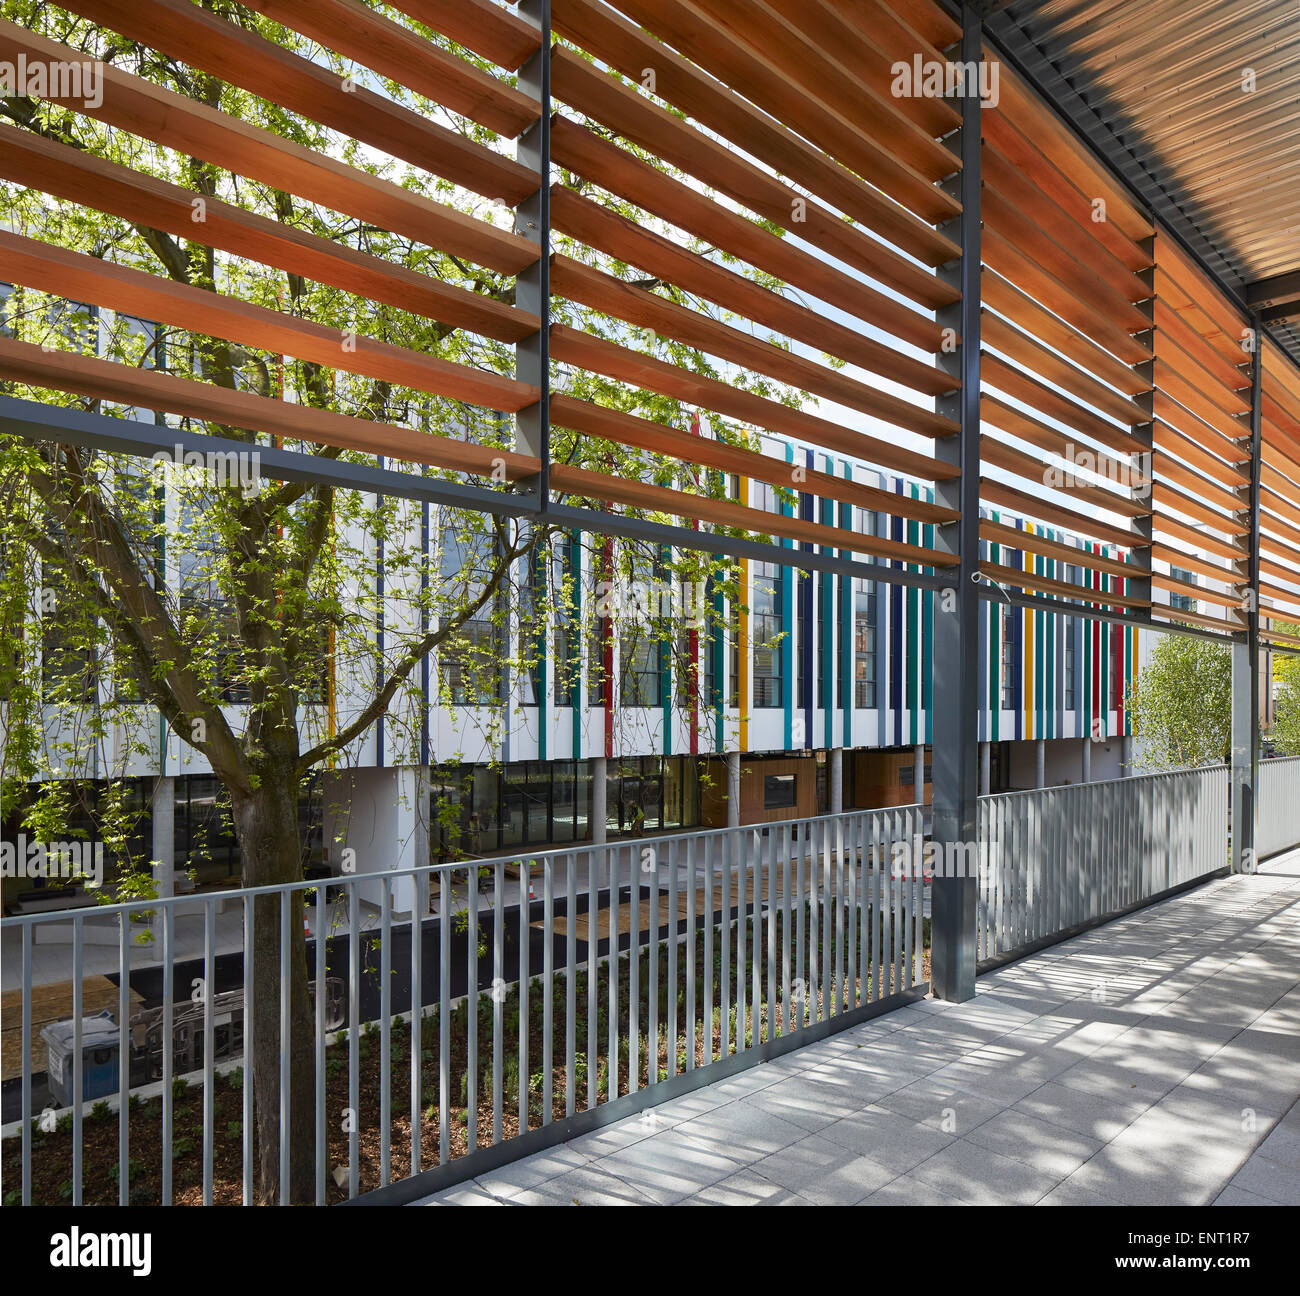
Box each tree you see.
[1127,633,1231,770]
[1270,620,1300,755]
[0,3,794,1200]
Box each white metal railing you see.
[975,764,1230,962]
[1,804,927,1206]
[1257,756,1300,860]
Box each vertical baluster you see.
[380,878,392,1185]
[279,890,291,1205]
[518,860,529,1135]
[566,850,577,1118]
[410,870,426,1180]
[72,916,83,1207]
[667,838,678,1079]
[203,898,215,1205]
[703,836,714,1065]
[686,837,697,1072]
[21,924,32,1206]
[543,856,554,1123]
[492,860,504,1145]
[781,824,791,1035]
[161,904,173,1205]
[587,846,598,1107]
[721,832,731,1056]
[466,865,478,1153]
[118,908,130,1206]
[316,879,328,1205]
[439,871,450,1165]
[608,844,619,1100]
[348,885,359,1198]
[242,895,253,1205]
[630,844,641,1093]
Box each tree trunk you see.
[231,772,316,1204]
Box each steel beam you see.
[929,1,982,1004]
[1231,319,1264,873]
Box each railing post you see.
[930,0,983,1002]
[1231,315,1263,873]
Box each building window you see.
[1170,565,1198,613]
[620,625,662,707]
[752,560,782,708]
[763,773,797,809]
[1000,619,1016,710]
[854,579,877,709]
[1065,624,1077,710]
[436,520,503,706]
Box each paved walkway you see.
[416,854,1300,1206]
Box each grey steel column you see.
[930,1,982,1003]
[515,0,551,494]
[1231,317,1263,872]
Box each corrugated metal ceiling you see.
[985,0,1300,365]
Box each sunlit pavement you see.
[415,850,1300,1206]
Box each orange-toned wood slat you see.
[686,0,958,182]
[388,0,542,71]
[766,0,959,137]
[550,254,954,419]
[238,0,540,136]
[1261,522,1300,567]
[981,480,1146,552]
[988,61,1153,246]
[1261,556,1300,586]
[1155,361,1250,445]
[980,561,1151,611]
[1261,626,1300,648]
[1156,326,1252,416]
[1150,572,1244,611]
[1152,511,1247,564]
[548,325,957,477]
[0,125,538,344]
[0,336,538,479]
[979,434,1147,519]
[982,228,1151,367]
[1263,460,1300,507]
[550,118,943,353]
[982,353,1146,456]
[607,0,961,224]
[551,186,954,394]
[1152,453,1246,518]
[1150,604,1242,633]
[549,48,955,311]
[549,463,959,567]
[1264,343,1300,411]
[982,184,1150,328]
[0,23,537,275]
[981,311,1147,428]
[981,269,1149,398]
[1263,484,1300,531]
[1155,396,1250,468]
[1155,229,1250,356]
[1153,480,1247,539]
[867,0,960,48]
[0,231,537,411]
[979,107,1151,275]
[54,1,537,204]
[550,394,958,527]
[1152,542,1239,586]
[981,521,1138,579]
[549,0,959,266]
[1259,579,1300,611]
[1153,419,1249,490]
[1153,299,1251,398]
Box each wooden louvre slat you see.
[1261,626,1300,648]
[0,336,539,479]
[1152,453,1246,518]
[1150,573,1244,611]
[1153,512,1247,564]
[1154,480,1247,539]
[982,142,1150,304]
[982,353,1146,456]
[548,463,959,567]
[1153,419,1249,490]
[549,394,959,527]
[685,0,959,183]
[0,124,539,344]
[1150,605,1243,633]
[549,0,959,266]
[52,2,538,204]
[606,0,961,224]
[549,254,953,420]
[979,433,1147,519]
[548,325,957,476]
[236,0,541,136]
[550,186,955,397]
[980,521,1139,580]
[388,0,542,71]
[986,61,1153,245]
[1263,484,1300,531]
[1151,542,1240,586]
[981,269,1149,398]
[1153,299,1251,399]
[1261,556,1300,586]
[549,47,956,311]
[981,480,1147,552]
[1155,397,1249,468]
[1155,230,1251,357]
[550,117,943,353]
[982,188,1151,334]
[0,231,538,411]
[1156,324,1253,415]
[1259,579,1300,612]
[767,0,959,137]
[980,561,1151,611]
[981,311,1147,427]
[983,228,1151,367]
[980,108,1151,276]
[1155,362,1250,445]
[869,0,960,49]
[1261,522,1300,567]
[0,22,537,275]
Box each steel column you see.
[1231,317,1263,873]
[930,0,983,1003]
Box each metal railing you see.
[1258,755,1300,860]
[1,804,927,1206]
[975,764,1230,963]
